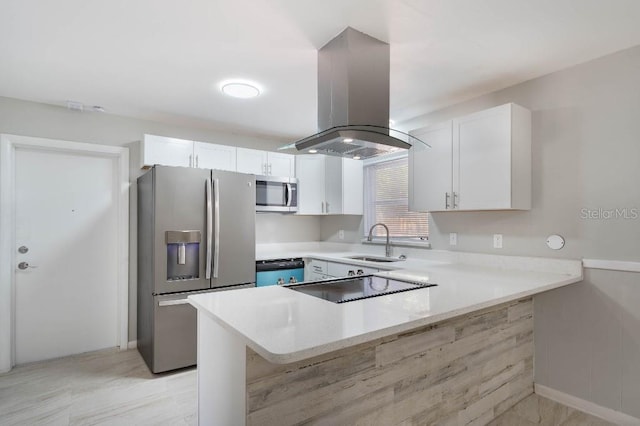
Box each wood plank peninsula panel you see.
[246,298,534,425]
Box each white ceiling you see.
[2,0,640,141]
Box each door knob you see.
[18,262,37,270]
[18,246,29,254]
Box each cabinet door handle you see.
[195,155,199,168]
[189,154,193,168]
[268,163,272,175]
[321,201,325,213]
[445,192,450,209]
[325,201,329,213]
[453,192,458,209]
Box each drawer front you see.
[306,259,328,275]
[327,262,378,278]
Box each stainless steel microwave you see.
[255,176,298,213]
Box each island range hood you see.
[283,27,428,160]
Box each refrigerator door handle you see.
[213,178,220,279]
[158,299,191,307]
[205,178,213,279]
[285,183,292,207]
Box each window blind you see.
[363,156,428,238]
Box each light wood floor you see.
[0,348,196,425]
[489,394,615,426]
[0,348,614,426]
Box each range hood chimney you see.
[283,27,428,160]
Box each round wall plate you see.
[546,234,565,250]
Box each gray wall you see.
[320,215,363,243]
[399,46,640,261]
[535,268,640,417]
[392,46,640,417]
[256,214,320,243]
[322,45,640,417]
[0,96,322,342]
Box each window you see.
[363,154,428,239]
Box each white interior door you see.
[14,148,119,364]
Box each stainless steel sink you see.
[346,255,404,263]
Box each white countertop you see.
[189,251,582,364]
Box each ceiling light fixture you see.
[353,155,361,160]
[343,138,354,143]
[308,149,318,154]
[220,81,261,99]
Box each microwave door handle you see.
[205,179,212,279]
[213,178,220,279]
[286,183,292,207]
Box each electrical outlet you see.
[338,229,345,240]
[449,232,457,246]
[493,234,503,249]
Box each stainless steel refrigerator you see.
[137,165,256,373]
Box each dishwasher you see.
[256,258,305,287]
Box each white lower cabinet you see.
[296,155,363,215]
[409,103,531,212]
[326,262,377,277]
[304,258,378,282]
[304,259,328,281]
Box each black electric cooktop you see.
[288,275,437,304]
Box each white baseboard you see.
[535,384,640,425]
[127,340,137,349]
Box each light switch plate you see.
[449,233,457,246]
[493,234,503,249]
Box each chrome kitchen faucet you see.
[367,223,392,257]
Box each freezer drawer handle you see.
[158,299,191,307]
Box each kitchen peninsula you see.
[188,252,582,425]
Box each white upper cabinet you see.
[409,121,453,212]
[141,134,193,168]
[140,135,238,171]
[341,157,364,215]
[236,148,267,175]
[409,103,531,212]
[193,141,236,171]
[296,155,363,215]
[268,152,295,177]
[236,148,294,177]
[296,155,326,214]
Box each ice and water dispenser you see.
[165,231,200,281]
